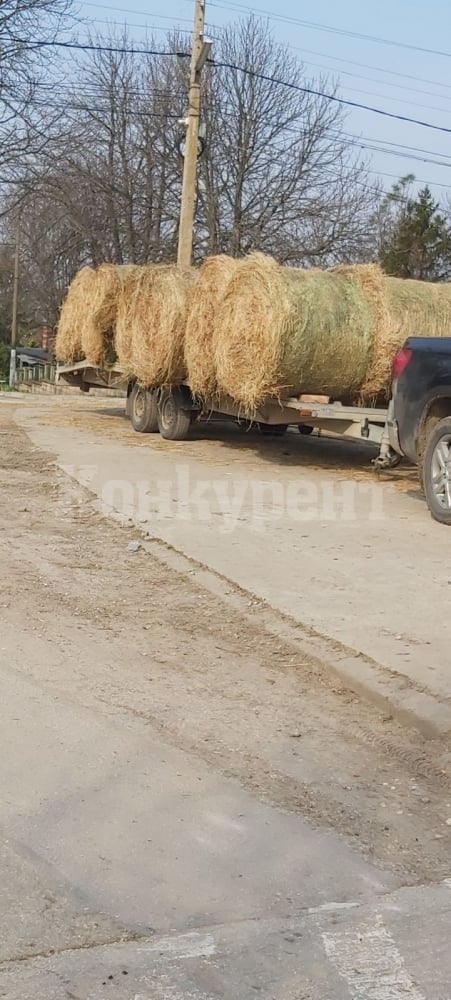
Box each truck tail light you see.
[392,347,413,380]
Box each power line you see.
[322,83,451,118]
[80,0,451,97]
[30,98,185,120]
[16,94,451,192]
[19,36,451,135]
[19,82,451,169]
[81,0,451,95]
[250,136,451,191]
[253,134,451,190]
[14,37,188,57]
[81,1,195,26]
[9,32,451,188]
[76,23,451,111]
[207,1,451,59]
[288,45,451,95]
[12,77,451,182]
[59,15,451,115]
[76,28,451,113]
[342,134,451,163]
[34,82,184,101]
[335,134,451,174]
[209,97,451,166]
[64,35,451,120]
[86,18,194,38]
[210,58,451,136]
[31,76,451,148]
[299,59,451,108]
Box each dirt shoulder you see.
[1,402,451,887]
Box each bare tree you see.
[197,17,377,264]
[0,33,187,321]
[21,35,187,268]
[4,17,382,322]
[0,0,74,181]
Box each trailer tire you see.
[129,386,159,433]
[298,424,313,435]
[258,423,288,437]
[387,451,402,469]
[422,418,451,525]
[158,391,191,441]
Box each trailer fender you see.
[161,385,198,411]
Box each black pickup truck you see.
[390,336,451,524]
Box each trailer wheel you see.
[422,418,451,525]
[258,423,288,437]
[129,386,159,433]
[298,424,314,436]
[386,451,402,469]
[158,390,191,441]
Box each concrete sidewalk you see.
[16,400,451,734]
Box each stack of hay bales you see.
[56,262,196,384]
[56,264,140,367]
[184,253,451,409]
[56,252,451,409]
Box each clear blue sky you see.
[77,0,451,201]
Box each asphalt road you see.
[16,393,451,729]
[2,394,451,999]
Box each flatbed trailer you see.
[56,360,399,468]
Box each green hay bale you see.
[214,254,379,411]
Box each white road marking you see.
[322,913,425,1000]
[138,931,216,960]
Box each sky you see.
[75,0,451,201]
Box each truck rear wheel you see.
[423,418,451,525]
[129,386,159,433]
[157,390,191,441]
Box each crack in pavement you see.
[0,931,146,968]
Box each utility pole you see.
[9,216,20,388]
[177,0,211,268]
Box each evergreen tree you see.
[379,183,451,281]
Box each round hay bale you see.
[333,263,391,403]
[356,274,451,402]
[214,253,376,411]
[185,255,239,397]
[55,266,96,363]
[385,275,451,342]
[81,263,138,367]
[128,265,197,387]
[375,276,451,400]
[114,266,152,374]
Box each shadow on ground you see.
[44,398,420,490]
